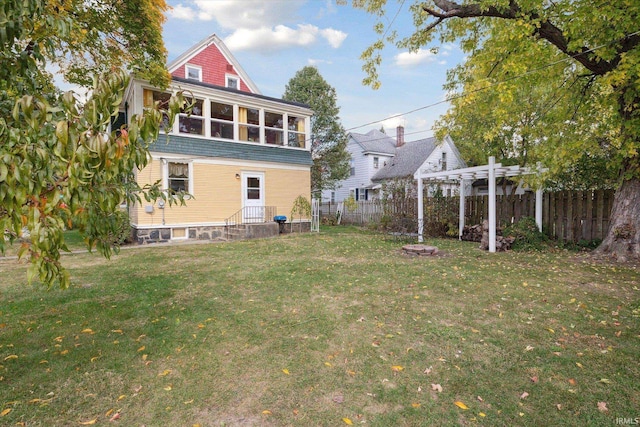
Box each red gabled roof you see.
[167,34,261,94]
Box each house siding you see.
[132,159,310,227]
[148,135,312,166]
[170,45,252,92]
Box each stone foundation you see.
[133,221,311,244]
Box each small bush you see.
[503,217,548,251]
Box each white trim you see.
[171,227,189,240]
[226,74,240,89]
[150,153,310,172]
[132,222,226,229]
[185,64,202,82]
[162,159,194,195]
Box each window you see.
[178,97,204,135]
[350,159,355,176]
[265,111,284,145]
[287,115,305,148]
[238,106,260,142]
[355,188,368,201]
[330,191,335,203]
[373,157,379,169]
[226,75,239,89]
[167,162,190,195]
[143,89,171,130]
[186,65,202,81]
[441,152,447,171]
[210,101,234,139]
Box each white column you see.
[458,178,465,240]
[417,177,424,243]
[535,187,543,232]
[488,156,496,253]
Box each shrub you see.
[503,217,548,251]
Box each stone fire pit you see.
[402,244,439,256]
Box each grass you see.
[0,226,638,426]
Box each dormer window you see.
[226,75,239,90]
[185,64,202,81]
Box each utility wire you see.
[345,29,640,133]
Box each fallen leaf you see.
[525,345,534,352]
[184,399,194,404]
[477,396,484,402]
[117,394,126,401]
[262,410,272,415]
[391,365,404,372]
[1,408,11,416]
[137,346,145,352]
[615,330,622,337]
[109,412,120,421]
[282,369,290,375]
[454,401,469,410]
[105,409,114,417]
[158,369,171,377]
[520,392,529,399]
[599,378,612,384]
[164,385,172,391]
[342,418,353,425]
[568,378,576,386]
[576,362,584,369]
[597,402,608,412]
[411,402,421,408]
[3,355,18,361]
[530,376,539,383]
[423,366,432,374]
[479,412,486,417]
[81,328,94,334]
[556,404,562,410]
[547,328,555,334]
[431,384,443,393]
[79,419,97,425]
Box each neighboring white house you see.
[321,127,399,202]
[323,126,467,202]
[371,133,468,197]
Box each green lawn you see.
[0,226,638,426]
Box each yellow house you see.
[119,35,312,243]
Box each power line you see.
[345,29,640,133]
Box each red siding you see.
[170,44,253,93]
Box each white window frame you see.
[226,74,239,89]
[185,64,202,82]
[373,156,379,169]
[162,160,194,196]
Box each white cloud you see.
[394,49,438,67]
[168,4,197,21]
[320,28,347,48]
[169,0,346,52]
[224,24,346,52]
[308,58,333,66]
[193,0,303,29]
[380,115,406,131]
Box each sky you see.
[162,0,465,140]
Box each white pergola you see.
[415,156,545,252]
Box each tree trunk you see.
[594,176,640,261]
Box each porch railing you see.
[224,206,277,239]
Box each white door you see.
[242,172,264,223]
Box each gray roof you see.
[351,129,397,155]
[371,137,437,181]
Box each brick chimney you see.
[396,125,405,147]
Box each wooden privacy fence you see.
[464,190,614,242]
[320,189,615,243]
